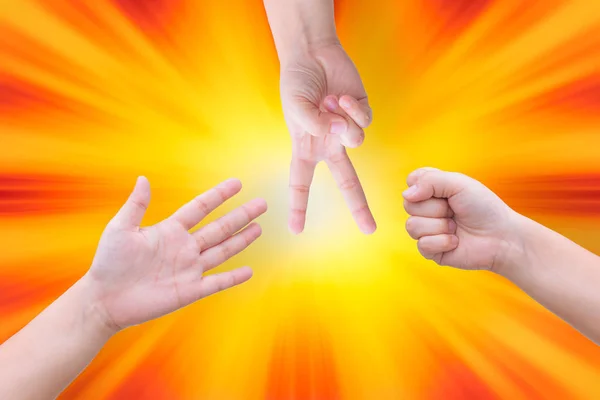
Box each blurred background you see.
[2,0,600,398]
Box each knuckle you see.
[195,233,208,250]
[241,204,253,220]
[417,243,434,260]
[226,274,236,288]
[351,204,369,216]
[193,197,211,216]
[449,172,469,188]
[338,176,360,191]
[220,243,232,259]
[328,152,346,164]
[130,198,147,211]
[417,239,428,253]
[405,217,416,236]
[214,186,228,202]
[219,220,233,236]
[242,232,252,247]
[419,170,434,183]
[289,183,310,193]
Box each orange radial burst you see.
[2,0,600,399]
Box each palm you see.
[280,44,376,234]
[281,44,369,149]
[90,222,202,328]
[86,178,266,330]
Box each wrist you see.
[492,211,538,280]
[276,28,340,68]
[74,275,120,339]
[264,0,339,67]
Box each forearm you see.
[0,277,115,399]
[263,0,338,65]
[497,213,600,343]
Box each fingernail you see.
[403,185,418,198]
[356,132,365,146]
[448,219,457,232]
[324,97,338,112]
[410,170,425,178]
[340,97,352,109]
[450,235,459,246]
[330,121,347,135]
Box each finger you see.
[339,95,372,129]
[406,167,441,186]
[326,152,376,234]
[113,176,151,228]
[403,198,453,218]
[289,157,317,234]
[406,217,457,240]
[403,169,468,202]
[323,95,364,148]
[295,99,347,137]
[195,266,253,300]
[194,198,267,250]
[171,179,242,230]
[200,223,262,272]
[417,234,459,259]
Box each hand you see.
[84,177,267,332]
[402,168,517,271]
[280,42,376,234]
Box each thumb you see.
[113,176,151,228]
[402,169,468,202]
[295,100,348,137]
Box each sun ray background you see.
[2,0,600,398]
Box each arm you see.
[263,0,338,66]
[403,167,600,344]
[498,214,600,343]
[0,279,115,399]
[263,0,376,235]
[0,177,266,399]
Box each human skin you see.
[263,0,376,235]
[0,177,267,399]
[403,167,600,344]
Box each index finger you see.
[326,152,376,234]
[170,178,242,230]
[406,167,440,186]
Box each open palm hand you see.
[86,177,267,331]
